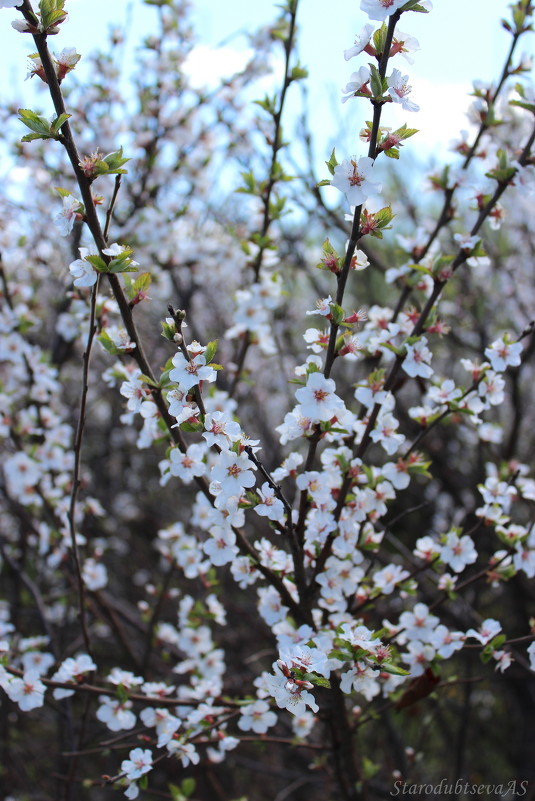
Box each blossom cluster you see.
[1,0,535,798]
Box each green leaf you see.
[18,109,53,136]
[335,334,347,352]
[254,94,277,114]
[18,109,72,142]
[50,112,71,134]
[329,302,345,325]
[85,255,108,272]
[55,186,74,199]
[204,340,218,364]
[161,321,176,341]
[290,64,308,81]
[408,460,432,477]
[302,673,331,688]
[362,756,380,780]
[98,330,118,354]
[510,99,535,113]
[372,23,388,55]
[124,271,152,301]
[169,780,184,801]
[180,421,203,433]
[139,374,159,388]
[401,0,432,10]
[181,778,196,797]
[369,64,386,99]
[393,123,419,140]
[39,0,68,30]
[480,644,494,664]
[379,662,410,676]
[325,148,339,176]
[328,649,354,662]
[108,259,138,274]
[485,166,517,183]
[236,170,257,195]
[101,146,130,174]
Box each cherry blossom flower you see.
[121,748,153,781]
[398,603,439,643]
[169,443,207,483]
[354,379,389,410]
[331,156,381,207]
[390,30,420,63]
[0,0,24,7]
[369,410,405,455]
[272,452,303,482]
[493,650,513,673]
[295,373,345,423]
[102,325,136,352]
[140,707,181,746]
[68,248,98,287]
[426,379,462,408]
[231,556,258,588]
[292,710,317,738]
[3,452,41,499]
[5,671,46,711]
[513,542,535,578]
[381,460,410,490]
[202,411,241,447]
[527,642,535,671]
[238,699,277,733]
[403,337,433,378]
[55,47,81,81]
[484,336,523,372]
[120,370,148,413]
[51,654,96,699]
[339,623,382,654]
[210,449,256,496]
[387,68,419,112]
[341,67,371,103]
[166,740,200,767]
[255,482,285,522]
[440,531,477,573]
[107,668,144,689]
[478,476,516,513]
[413,536,440,562]
[20,650,54,676]
[373,563,409,594]
[96,696,136,731]
[54,195,81,236]
[169,352,217,391]
[207,729,240,763]
[360,0,405,22]
[257,586,289,626]
[264,663,319,717]
[465,619,502,645]
[403,642,436,677]
[478,371,505,406]
[429,625,464,658]
[82,558,108,590]
[203,526,238,566]
[340,661,380,699]
[279,644,330,678]
[306,295,333,317]
[276,408,314,444]
[344,24,374,60]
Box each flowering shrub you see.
[1,1,535,800]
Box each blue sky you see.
[1,0,533,170]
